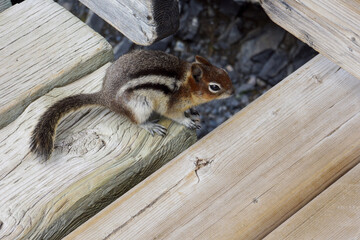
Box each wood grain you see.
[0,64,196,239]
[260,0,360,81]
[65,54,360,240]
[0,0,11,12]
[265,163,360,240]
[0,0,113,129]
[78,0,179,45]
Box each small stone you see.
[227,25,243,45]
[183,17,200,40]
[251,62,264,74]
[240,94,250,105]
[258,51,288,80]
[237,83,255,93]
[235,59,252,75]
[214,41,229,50]
[247,75,257,86]
[189,0,204,17]
[224,112,232,118]
[237,23,285,75]
[215,116,226,126]
[228,98,240,108]
[174,41,185,52]
[219,0,241,16]
[267,67,289,85]
[251,49,274,63]
[225,65,234,72]
[256,78,267,87]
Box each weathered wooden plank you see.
[260,0,360,81]
[0,0,113,129]
[78,0,179,46]
[0,64,196,239]
[65,54,360,240]
[0,0,11,12]
[265,163,360,239]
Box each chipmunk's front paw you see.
[185,108,200,121]
[140,122,167,136]
[180,117,201,130]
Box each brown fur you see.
[30,50,234,160]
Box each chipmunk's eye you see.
[209,83,221,93]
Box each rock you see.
[233,0,259,4]
[113,38,133,59]
[256,78,267,87]
[237,83,255,93]
[227,24,243,45]
[247,75,257,85]
[240,94,250,105]
[174,41,185,52]
[183,17,200,40]
[279,32,298,51]
[228,97,241,109]
[86,10,104,33]
[178,0,203,40]
[258,50,288,80]
[225,64,238,82]
[266,66,289,85]
[251,49,274,74]
[237,23,285,74]
[217,18,243,46]
[57,0,73,11]
[189,0,204,17]
[251,49,274,63]
[251,62,264,74]
[292,44,318,70]
[219,0,241,16]
[214,41,229,50]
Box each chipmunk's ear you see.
[195,55,211,66]
[191,63,203,83]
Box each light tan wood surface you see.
[65,54,360,240]
[265,163,360,240]
[79,0,179,45]
[0,0,113,129]
[260,0,360,81]
[0,64,196,239]
[0,0,11,12]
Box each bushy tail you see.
[30,92,104,160]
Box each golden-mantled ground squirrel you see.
[30,50,234,159]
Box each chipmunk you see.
[30,50,234,160]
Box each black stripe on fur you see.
[30,92,102,160]
[127,83,173,95]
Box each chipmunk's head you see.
[188,56,234,104]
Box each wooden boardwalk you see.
[66,54,360,240]
[66,0,360,239]
[1,0,359,239]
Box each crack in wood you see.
[103,178,184,240]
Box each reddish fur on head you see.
[187,55,234,104]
